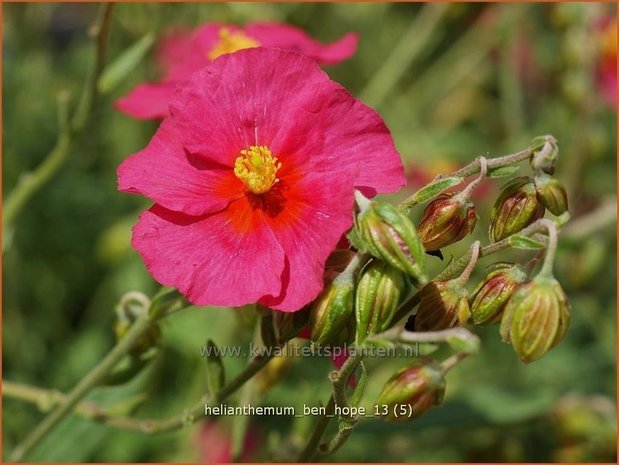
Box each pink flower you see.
[115,23,359,120]
[118,48,404,312]
[196,420,259,462]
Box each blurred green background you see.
[3,2,617,462]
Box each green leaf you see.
[487,165,520,178]
[98,33,156,93]
[446,330,480,354]
[508,234,545,250]
[204,339,226,395]
[410,176,464,204]
[350,361,368,407]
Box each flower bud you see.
[534,174,568,216]
[470,263,528,325]
[355,260,407,343]
[490,177,545,241]
[530,135,559,174]
[376,359,446,422]
[355,201,427,283]
[417,192,477,252]
[500,275,571,364]
[413,280,470,332]
[310,275,354,347]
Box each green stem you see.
[2,3,114,231]
[454,241,480,286]
[372,326,477,346]
[297,396,336,462]
[10,310,159,461]
[439,351,470,373]
[538,219,558,277]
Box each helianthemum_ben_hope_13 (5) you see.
[115,22,358,120]
[118,48,405,312]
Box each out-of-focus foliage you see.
[3,3,616,462]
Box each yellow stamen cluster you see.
[234,146,282,194]
[207,28,260,60]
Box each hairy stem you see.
[297,396,336,462]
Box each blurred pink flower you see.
[596,17,617,109]
[115,23,358,120]
[196,420,259,462]
[118,48,404,312]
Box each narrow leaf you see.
[508,234,545,250]
[98,33,155,93]
[487,165,520,178]
[411,176,464,204]
[204,339,226,395]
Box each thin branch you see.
[3,3,115,231]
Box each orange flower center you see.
[207,28,260,60]
[234,146,282,194]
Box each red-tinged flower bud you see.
[376,358,446,422]
[310,274,354,347]
[530,135,559,175]
[414,280,470,332]
[416,192,477,252]
[534,174,569,216]
[490,177,545,241]
[500,275,571,364]
[355,201,427,284]
[355,260,408,343]
[470,263,528,325]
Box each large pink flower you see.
[118,48,404,311]
[115,22,358,120]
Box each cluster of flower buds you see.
[310,197,428,346]
[375,358,446,422]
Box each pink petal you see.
[118,119,245,216]
[114,82,177,120]
[245,23,358,65]
[132,202,285,307]
[170,48,404,195]
[156,29,194,74]
[258,170,356,312]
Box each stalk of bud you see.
[534,173,569,216]
[500,220,570,363]
[470,263,528,325]
[417,157,486,252]
[530,135,559,174]
[272,307,310,345]
[310,272,354,347]
[114,292,160,354]
[375,358,446,422]
[355,260,408,343]
[490,177,545,241]
[413,242,480,332]
[355,199,427,284]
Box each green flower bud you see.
[414,280,470,332]
[355,201,427,283]
[534,174,568,216]
[355,260,407,343]
[376,358,446,422]
[470,263,528,325]
[530,135,559,174]
[417,192,477,252]
[310,274,354,347]
[490,177,545,242]
[500,275,571,364]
